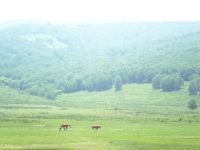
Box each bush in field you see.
[188,80,199,95]
[114,76,123,91]
[188,77,200,95]
[160,74,183,91]
[26,85,42,96]
[188,99,198,110]
[45,91,57,100]
[152,74,165,89]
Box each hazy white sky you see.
[0,0,200,24]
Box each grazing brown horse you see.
[59,124,71,131]
[91,125,101,131]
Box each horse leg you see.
[59,126,62,131]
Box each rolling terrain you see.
[0,83,200,149]
[1,22,200,98]
[0,22,200,149]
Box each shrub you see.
[152,74,165,89]
[160,74,183,91]
[188,99,198,110]
[188,80,198,95]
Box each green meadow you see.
[0,83,200,150]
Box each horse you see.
[59,124,71,131]
[91,125,101,131]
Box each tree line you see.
[1,67,200,99]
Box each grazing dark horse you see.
[91,125,101,131]
[59,124,71,131]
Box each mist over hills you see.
[0,22,200,99]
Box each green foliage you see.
[160,74,183,91]
[135,70,146,83]
[85,74,113,91]
[188,77,200,95]
[1,22,200,98]
[63,80,79,93]
[26,85,42,96]
[180,68,196,81]
[188,99,198,110]
[45,91,56,100]
[114,76,123,91]
[188,80,199,95]
[152,74,165,89]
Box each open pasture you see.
[0,84,200,150]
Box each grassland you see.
[0,83,200,150]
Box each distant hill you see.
[0,22,200,99]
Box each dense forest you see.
[1,22,200,99]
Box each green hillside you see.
[1,22,200,99]
[0,87,47,104]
